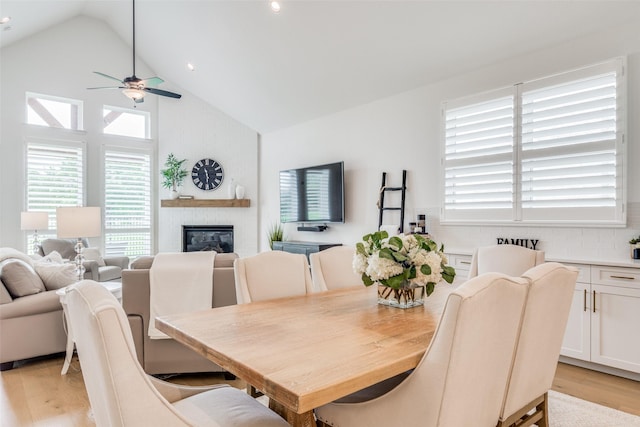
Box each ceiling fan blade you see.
[144,87,182,99]
[87,86,125,90]
[140,77,164,87]
[93,71,124,83]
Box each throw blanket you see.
[148,251,215,339]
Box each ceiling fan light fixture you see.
[270,1,281,13]
[0,16,11,25]
[122,88,146,101]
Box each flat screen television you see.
[279,161,344,224]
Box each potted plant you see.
[630,236,640,259]
[267,222,284,249]
[161,153,188,199]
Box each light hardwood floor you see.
[1,353,638,426]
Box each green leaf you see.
[442,265,456,284]
[420,264,432,275]
[378,248,395,261]
[361,273,374,286]
[391,251,408,263]
[388,236,403,250]
[426,282,435,296]
[385,274,405,289]
[356,242,368,256]
[407,266,417,280]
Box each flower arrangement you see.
[354,231,455,306]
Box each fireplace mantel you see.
[161,199,250,208]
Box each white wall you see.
[157,93,259,257]
[0,16,259,257]
[260,21,640,262]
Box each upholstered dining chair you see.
[315,272,530,427]
[64,281,289,427]
[233,251,314,304]
[468,244,545,279]
[497,262,578,427]
[309,246,361,291]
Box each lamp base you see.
[74,238,86,281]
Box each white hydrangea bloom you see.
[413,251,443,285]
[352,252,368,276]
[366,253,404,281]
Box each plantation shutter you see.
[442,89,515,221]
[520,60,623,223]
[26,141,84,238]
[104,149,152,257]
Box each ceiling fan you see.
[88,0,181,104]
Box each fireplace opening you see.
[182,225,234,253]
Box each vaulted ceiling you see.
[1,1,639,133]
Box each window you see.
[104,148,152,257]
[103,106,150,139]
[442,58,625,225]
[26,92,83,130]
[25,140,85,249]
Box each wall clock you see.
[191,158,224,191]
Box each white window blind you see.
[26,141,84,242]
[443,91,515,221]
[104,149,152,257]
[442,58,625,225]
[521,69,619,222]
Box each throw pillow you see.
[83,247,106,267]
[0,259,46,298]
[34,262,78,290]
[41,250,65,264]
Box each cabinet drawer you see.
[446,254,472,274]
[591,265,640,289]
[563,263,591,283]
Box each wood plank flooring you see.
[1,353,638,426]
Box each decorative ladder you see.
[377,170,407,234]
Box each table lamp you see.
[20,211,49,253]
[56,206,102,281]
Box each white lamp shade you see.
[21,212,49,230]
[56,206,102,238]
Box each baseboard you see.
[559,356,640,381]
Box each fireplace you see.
[182,225,234,253]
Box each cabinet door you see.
[560,281,591,361]
[590,284,640,373]
[446,253,472,279]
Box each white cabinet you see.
[445,253,472,279]
[561,263,640,375]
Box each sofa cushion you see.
[34,262,77,290]
[0,247,34,265]
[214,253,238,268]
[83,247,106,267]
[0,278,13,304]
[0,259,46,298]
[99,266,123,282]
[42,250,65,264]
[0,290,62,319]
[131,256,154,270]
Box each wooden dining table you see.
[156,283,457,427]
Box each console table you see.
[272,241,342,261]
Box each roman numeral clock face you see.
[191,158,224,191]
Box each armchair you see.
[38,239,129,282]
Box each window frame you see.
[25,92,84,131]
[441,57,626,227]
[102,105,151,140]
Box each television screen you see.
[279,161,344,223]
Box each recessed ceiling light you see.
[187,63,195,71]
[0,16,11,25]
[270,1,281,13]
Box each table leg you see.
[268,398,316,427]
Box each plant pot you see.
[235,185,245,199]
[170,189,179,199]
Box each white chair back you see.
[499,262,578,425]
[468,244,544,279]
[309,246,360,291]
[65,281,197,427]
[234,251,314,303]
[315,272,529,427]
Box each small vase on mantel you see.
[228,178,236,199]
[170,188,180,199]
[235,184,246,199]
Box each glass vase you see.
[377,282,426,309]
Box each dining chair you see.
[64,280,289,427]
[309,246,361,291]
[233,250,314,303]
[497,262,578,427]
[467,244,545,279]
[315,272,530,427]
